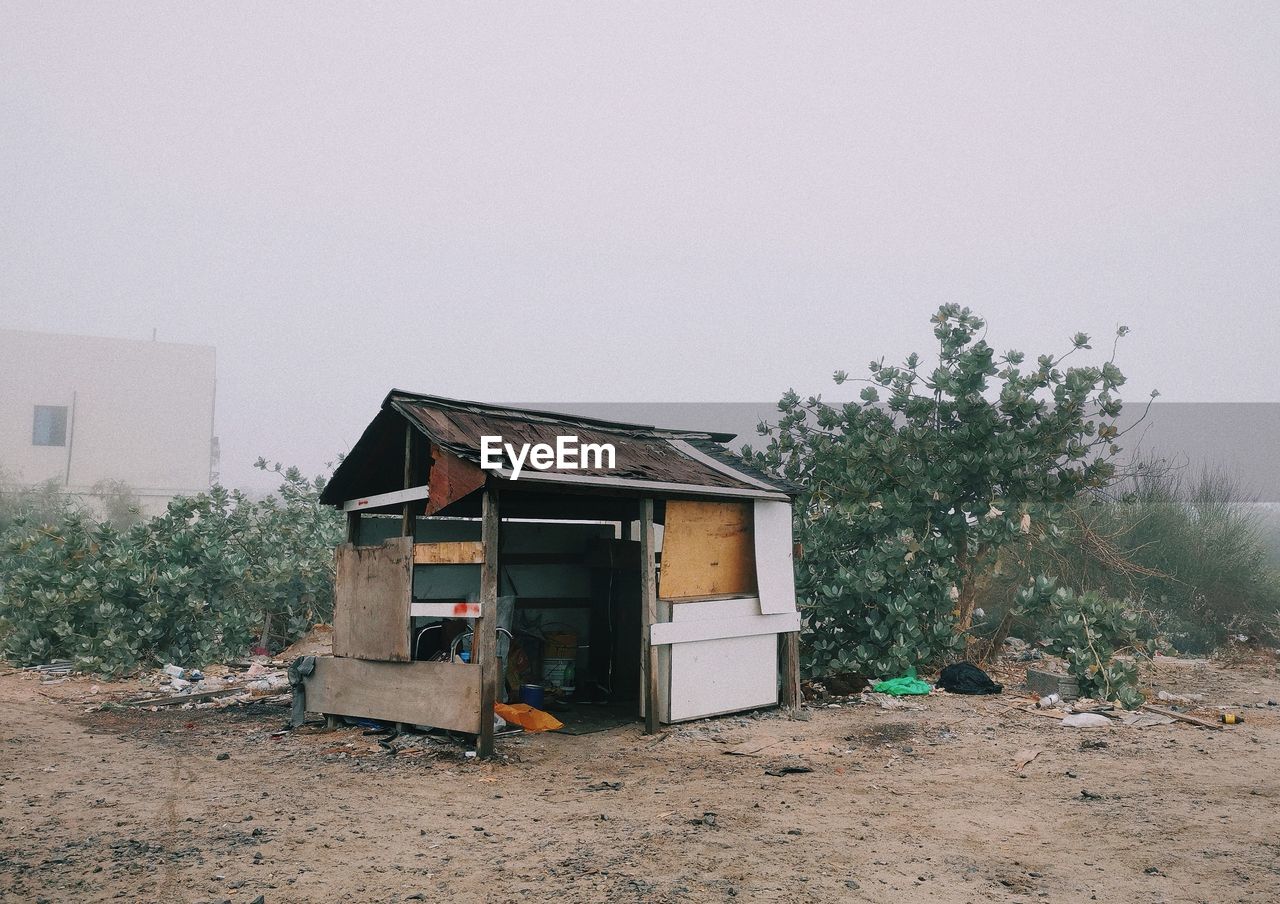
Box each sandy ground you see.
[2,656,1279,904]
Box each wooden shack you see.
[301,392,801,757]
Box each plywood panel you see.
[414,541,484,564]
[753,500,798,614]
[303,657,482,733]
[659,500,756,601]
[332,538,413,661]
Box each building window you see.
[33,405,68,446]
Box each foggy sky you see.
[2,3,1278,491]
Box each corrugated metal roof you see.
[385,391,793,499]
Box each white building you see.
[0,329,217,516]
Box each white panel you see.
[667,634,778,722]
[659,596,780,723]
[411,602,481,618]
[753,500,798,614]
[650,612,801,646]
[671,596,761,621]
[343,485,431,512]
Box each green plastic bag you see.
[872,666,932,696]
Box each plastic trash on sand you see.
[493,702,564,732]
[872,666,933,696]
[1061,712,1111,728]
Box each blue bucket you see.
[519,683,545,708]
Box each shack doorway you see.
[353,511,644,731]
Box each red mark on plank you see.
[452,602,478,616]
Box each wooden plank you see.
[332,537,413,661]
[342,485,430,513]
[410,601,482,618]
[303,657,482,733]
[779,631,801,710]
[413,541,485,565]
[640,498,660,734]
[1142,703,1223,730]
[401,422,415,536]
[649,611,801,645]
[659,500,757,601]
[475,487,499,758]
[125,687,245,707]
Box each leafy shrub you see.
[1032,465,1280,652]
[1016,577,1154,708]
[0,463,343,674]
[746,305,1142,678]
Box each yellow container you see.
[544,631,578,659]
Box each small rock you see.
[216,752,230,761]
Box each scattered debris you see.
[1141,704,1223,731]
[1061,713,1112,729]
[114,661,292,711]
[723,740,778,757]
[872,667,932,696]
[1025,667,1080,701]
[938,661,1003,695]
[764,764,814,777]
[1118,710,1176,728]
[279,622,334,659]
[860,691,925,711]
[585,781,622,792]
[1013,748,1043,772]
[1156,690,1205,704]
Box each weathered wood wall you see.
[332,537,413,661]
[304,657,483,733]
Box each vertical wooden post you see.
[639,498,660,734]
[346,510,361,545]
[401,423,415,537]
[779,631,802,710]
[475,485,500,758]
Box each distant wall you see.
[0,329,216,515]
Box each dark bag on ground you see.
[938,661,1003,695]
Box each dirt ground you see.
[2,656,1279,904]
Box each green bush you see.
[0,463,343,675]
[1016,577,1154,708]
[746,305,1143,678]
[1010,464,1280,653]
